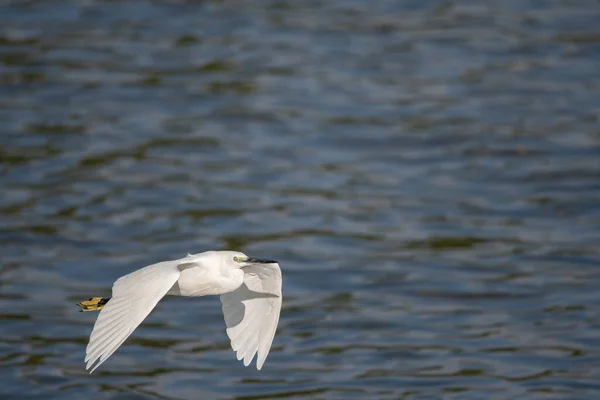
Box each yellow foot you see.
[78,297,110,312]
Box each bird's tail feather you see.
[78,297,111,312]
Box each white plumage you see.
[81,251,282,373]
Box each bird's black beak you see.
[246,257,278,264]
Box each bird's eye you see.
[233,256,241,263]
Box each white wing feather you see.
[220,263,282,370]
[85,261,181,373]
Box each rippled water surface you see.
[2,0,600,399]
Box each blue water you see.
[1,1,600,399]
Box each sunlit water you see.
[1,1,600,399]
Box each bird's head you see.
[219,251,278,269]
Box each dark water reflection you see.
[1,0,600,399]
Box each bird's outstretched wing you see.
[220,263,282,370]
[85,261,182,373]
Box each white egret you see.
[78,250,282,373]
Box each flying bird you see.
[78,251,282,373]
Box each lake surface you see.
[1,0,600,399]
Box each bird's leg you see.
[78,297,111,312]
